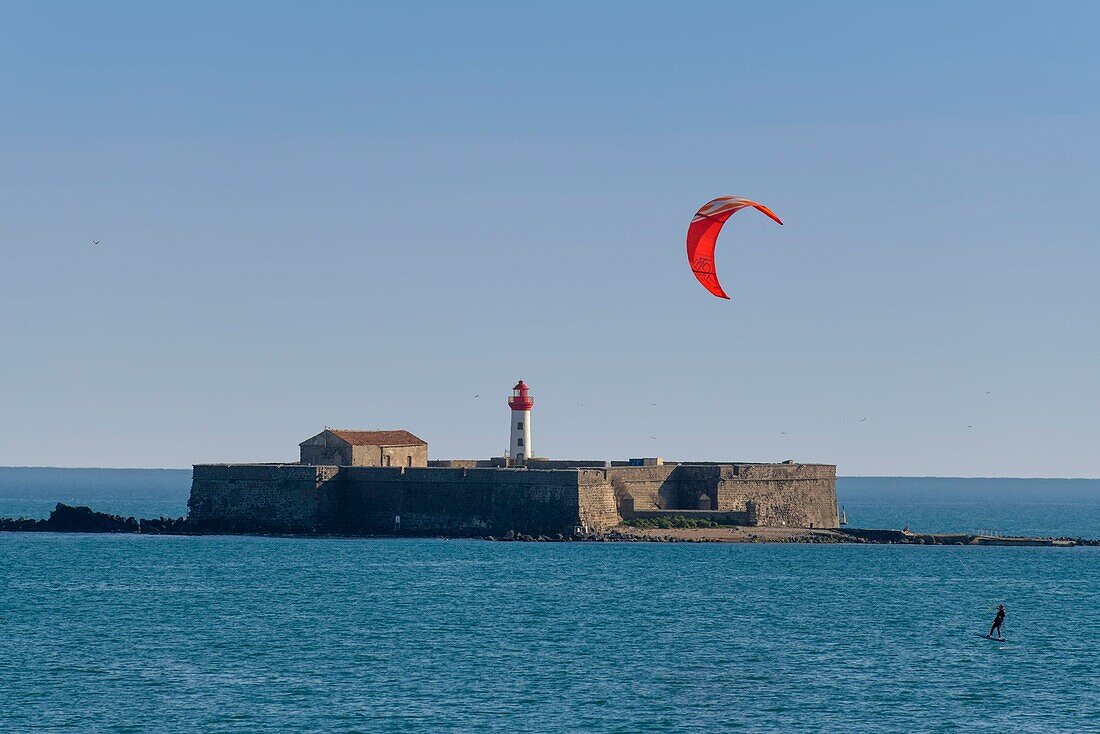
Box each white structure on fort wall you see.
[508,380,533,463]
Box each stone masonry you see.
[188,461,837,536]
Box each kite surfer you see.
[987,603,1006,639]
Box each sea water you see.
[840,477,1100,539]
[1,470,1099,732]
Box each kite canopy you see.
[686,196,783,299]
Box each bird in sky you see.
[473,394,479,398]
[92,240,100,245]
[780,432,788,435]
[985,391,992,395]
[859,417,869,423]
[648,436,656,440]
[650,403,657,406]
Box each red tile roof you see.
[325,429,426,446]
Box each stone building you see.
[299,429,428,468]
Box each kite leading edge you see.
[686,196,783,299]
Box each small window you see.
[383,455,391,467]
[517,438,524,447]
[406,455,413,467]
[517,421,523,430]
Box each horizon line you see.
[1,465,1099,481]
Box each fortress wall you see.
[335,467,491,535]
[722,464,835,481]
[607,465,678,511]
[333,467,608,536]
[188,465,605,536]
[188,464,337,532]
[187,462,833,534]
[577,470,620,531]
[526,459,610,469]
[716,466,838,528]
[608,464,837,526]
[483,471,588,535]
[667,466,723,510]
[427,459,507,469]
[607,465,722,512]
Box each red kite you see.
[687,196,783,299]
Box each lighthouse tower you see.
[508,380,534,464]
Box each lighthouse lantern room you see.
[507,380,534,464]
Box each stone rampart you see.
[715,464,837,528]
[577,469,619,531]
[607,465,724,513]
[526,459,610,469]
[189,464,620,536]
[427,458,509,468]
[188,464,339,533]
[607,465,678,512]
[609,463,837,528]
[187,461,836,535]
[334,467,613,536]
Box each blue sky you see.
[1,2,1098,475]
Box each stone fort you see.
[188,426,838,537]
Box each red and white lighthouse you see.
[508,380,534,463]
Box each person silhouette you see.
[988,603,1006,639]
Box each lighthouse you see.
[508,380,534,464]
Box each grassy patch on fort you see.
[622,516,723,529]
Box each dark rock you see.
[139,516,190,534]
[45,504,140,533]
[1,504,190,534]
[0,517,45,531]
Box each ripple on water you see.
[0,536,1098,733]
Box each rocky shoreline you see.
[590,526,1097,546]
[2,503,1097,546]
[0,503,189,535]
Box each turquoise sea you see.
[2,469,1099,732]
